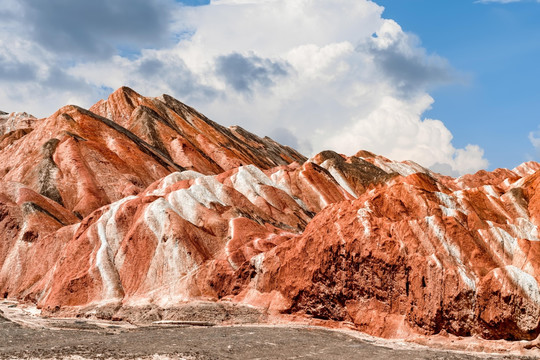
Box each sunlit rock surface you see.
[2,88,540,344]
[0,111,39,136]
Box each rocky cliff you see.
[1,87,540,343]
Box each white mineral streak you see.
[270,169,291,194]
[144,198,170,240]
[504,265,540,305]
[513,162,540,177]
[356,201,372,237]
[435,191,462,217]
[510,177,527,189]
[484,193,512,220]
[425,215,476,290]
[299,170,329,208]
[477,220,537,285]
[408,219,436,255]
[439,205,458,217]
[225,218,240,270]
[150,170,203,196]
[435,192,457,210]
[483,185,499,198]
[159,176,226,226]
[430,253,443,269]
[485,221,518,258]
[95,196,136,300]
[250,252,265,273]
[270,169,310,210]
[144,224,198,297]
[458,268,476,291]
[0,226,28,279]
[452,190,470,215]
[231,165,284,209]
[403,160,431,174]
[514,218,539,241]
[141,194,209,299]
[371,158,418,176]
[319,160,358,198]
[501,191,529,219]
[334,222,346,244]
[199,175,230,202]
[0,111,37,135]
[455,177,466,189]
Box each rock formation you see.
[0,111,39,136]
[1,87,540,343]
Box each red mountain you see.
[2,87,540,345]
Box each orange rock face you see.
[2,87,540,343]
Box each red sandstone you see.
[1,87,540,351]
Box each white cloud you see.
[529,127,540,150]
[0,0,489,175]
[322,95,488,174]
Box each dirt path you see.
[0,313,535,360]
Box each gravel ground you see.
[0,314,535,360]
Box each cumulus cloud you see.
[0,0,489,175]
[0,55,37,82]
[0,25,99,115]
[322,95,488,174]
[17,0,175,59]
[529,127,540,151]
[363,20,457,96]
[216,53,289,94]
[269,127,300,149]
[133,56,219,102]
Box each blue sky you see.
[376,0,540,170]
[1,0,538,175]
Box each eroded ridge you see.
[1,87,540,352]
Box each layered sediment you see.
[1,87,540,345]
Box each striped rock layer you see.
[1,87,540,341]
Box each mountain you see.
[1,87,540,344]
[0,111,38,135]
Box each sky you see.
[0,0,539,176]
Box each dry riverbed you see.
[0,301,538,360]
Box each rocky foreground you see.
[2,87,540,353]
[0,302,533,359]
[0,319,513,360]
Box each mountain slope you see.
[1,88,540,345]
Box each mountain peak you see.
[0,88,306,216]
[0,110,39,137]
